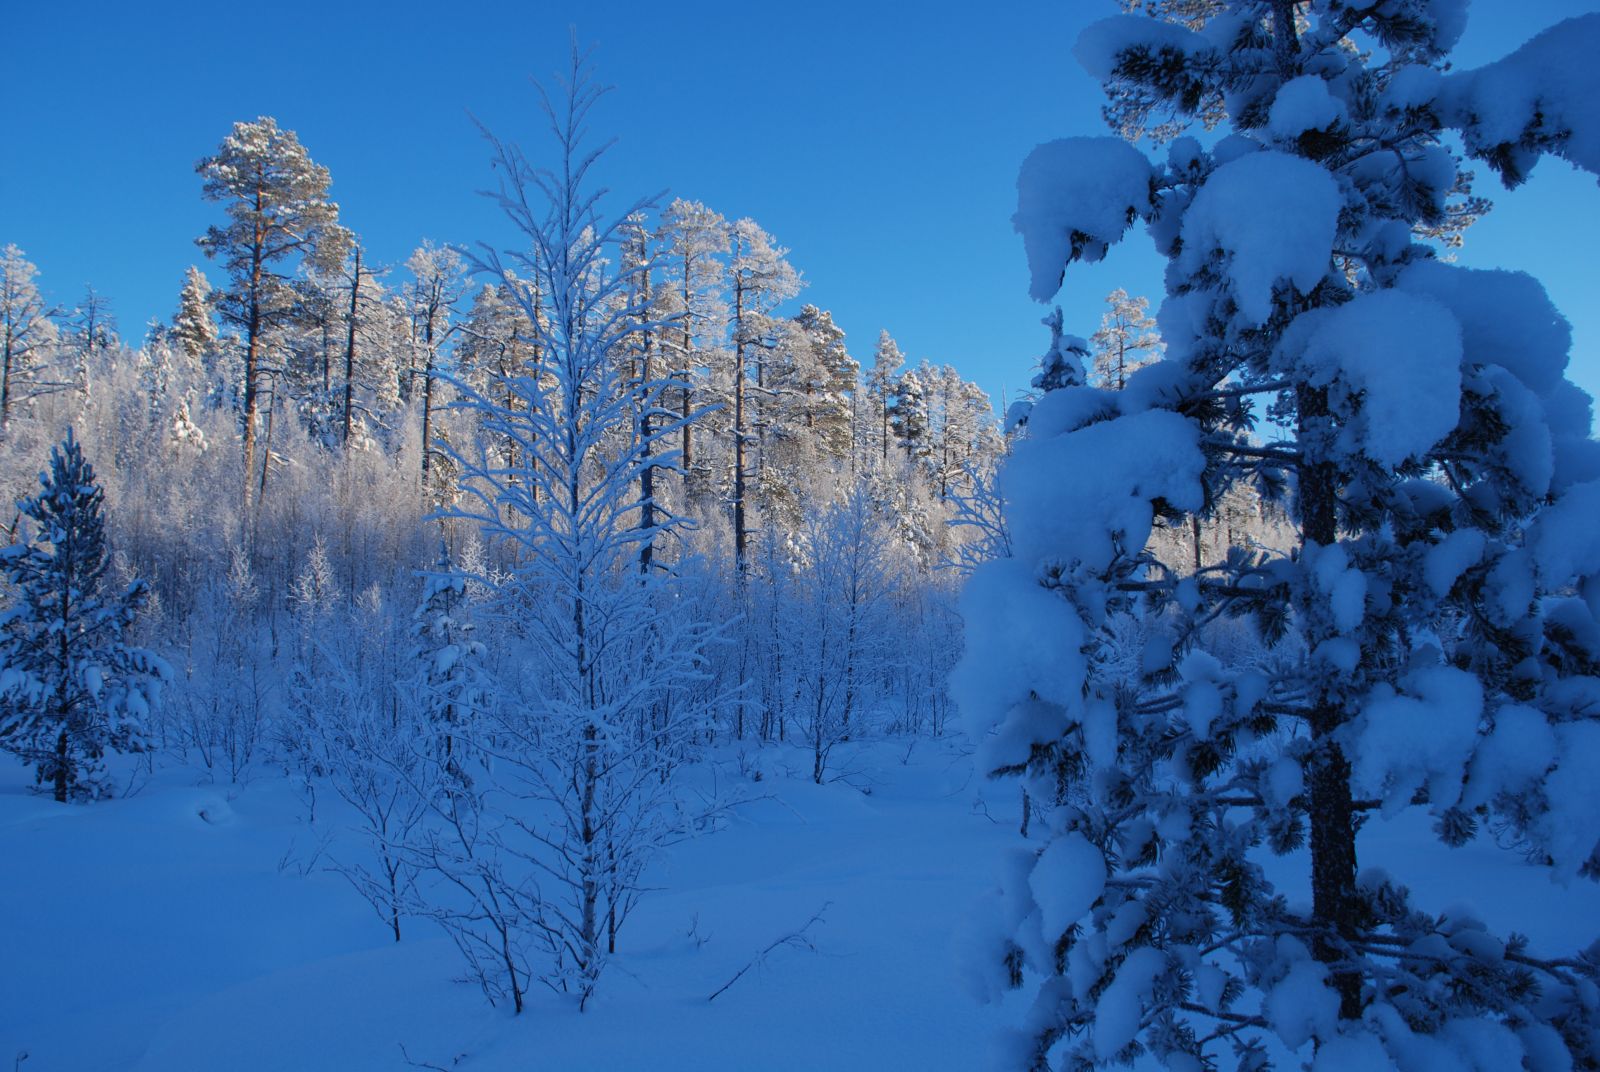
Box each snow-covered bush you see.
[959,3,1600,1067]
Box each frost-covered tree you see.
[66,286,117,393]
[171,265,219,367]
[439,45,720,1011]
[197,116,352,510]
[406,242,468,487]
[0,430,167,801]
[794,486,896,780]
[892,360,932,461]
[1089,287,1162,391]
[455,281,538,485]
[0,244,60,429]
[411,543,485,784]
[727,219,802,571]
[781,304,855,464]
[654,197,728,481]
[868,329,905,464]
[961,3,1600,1068]
[302,587,438,944]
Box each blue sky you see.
[2,0,1596,412]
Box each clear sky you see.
[3,0,1596,412]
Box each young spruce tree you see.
[0,430,167,802]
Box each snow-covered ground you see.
[4,736,1597,1071]
[0,739,1024,1071]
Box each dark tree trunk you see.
[342,247,361,447]
[1298,382,1361,1020]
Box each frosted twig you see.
[707,902,831,1002]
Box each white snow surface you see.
[1268,76,1348,139]
[1461,705,1555,810]
[1543,721,1600,881]
[1397,261,1570,398]
[1528,479,1600,586]
[952,558,1087,766]
[1004,408,1205,571]
[0,740,1028,1071]
[1179,150,1341,326]
[1291,289,1463,468]
[1029,831,1106,938]
[1264,958,1340,1051]
[1351,666,1482,815]
[1073,15,1210,82]
[1424,529,1486,599]
[1093,946,1166,1060]
[1444,14,1600,180]
[1014,137,1152,301]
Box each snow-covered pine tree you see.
[405,242,468,489]
[66,286,117,395]
[1089,287,1163,391]
[959,3,1600,1068]
[653,197,729,486]
[197,116,352,510]
[171,265,219,368]
[868,329,905,465]
[892,361,932,463]
[410,542,485,785]
[0,430,167,801]
[726,219,802,572]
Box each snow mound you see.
[1179,151,1340,326]
[1014,137,1152,302]
[1445,14,1600,181]
[1073,15,1211,82]
[1352,666,1482,814]
[1029,831,1105,938]
[951,559,1086,766]
[1269,76,1348,139]
[1265,958,1340,1050]
[1004,409,1205,571]
[1397,261,1570,397]
[1291,289,1463,468]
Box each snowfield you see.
[4,736,1597,1071]
[1,739,1021,1071]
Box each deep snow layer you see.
[3,738,1598,1071]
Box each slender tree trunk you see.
[1,328,14,430]
[639,325,656,573]
[259,379,276,501]
[321,315,332,396]
[732,277,747,574]
[680,255,693,481]
[342,247,361,447]
[242,178,267,518]
[420,307,437,483]
[637,255,657,573]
